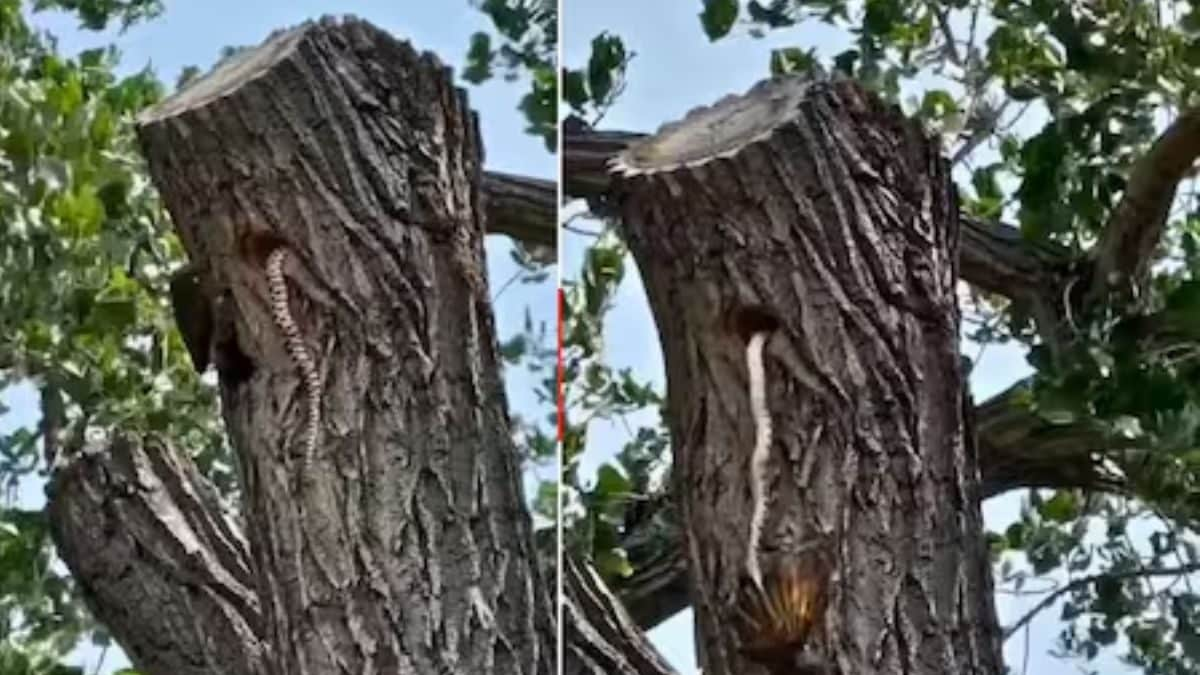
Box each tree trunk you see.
[608,77,1004,675]
[47,17,554,675]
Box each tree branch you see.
[973,380,1126,498]
[959,212,1071,299]
[1090,106,1200,300]
[932,5,961,66]
[46,436,267,675]
[1002,562,1200,640]
[614,548,689,630]
[482,170,556,250]
[562,554,677,675]
[562,116,647,205]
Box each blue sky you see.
[15,2,555,672]
[562,1,1145,673]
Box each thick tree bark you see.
[606,76,1004,674]
[46,17,554,675]
[47,436,267,675]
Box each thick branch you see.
[974,380,1125,497]
[46,436,266,675]
[482,170,556,250]
[562,116,647,205]
[1090,106,1200,300]
[562,554,677,675]
[959,213,1071,299]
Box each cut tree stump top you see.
[139,24,309,124]
[612,75,821,177]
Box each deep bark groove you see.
[116,17,553,675]
[610,77,1004,675]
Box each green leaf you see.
[1164,280,1200,336]
[32,0,164,31]
[918,89,957,121]
[562,69,588,109]
[594,463,630,498]
[747,0,795,29]
[1005,521,1028,548]
[769,47,818,76]
[699,0,738,41]
[587,33,626,105]
[832,49,859,75]
[499,333,529,363]
[463,32,493,84]
[534,480,558,521]
[52,186,105,238]
[862,0,904,38]
[594,547,633,578]
[1039,491,1079,523]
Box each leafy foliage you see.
[494,246,560,524]
[0,2,224,671]
[30,0,160,31]
[464,0,556,150]
[561,32,632,125]
[559,225,669,579]
[464,0,633,136]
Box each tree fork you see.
[608,76,1004,674]
[124,16,552,674]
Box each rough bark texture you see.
[609,76,1004,675]
[562,104,1163,643]
[55,17,558,675]
[603,373,1131,634]
[47,436,267,675]
[561,555,677,675]
[481,171,556,250]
